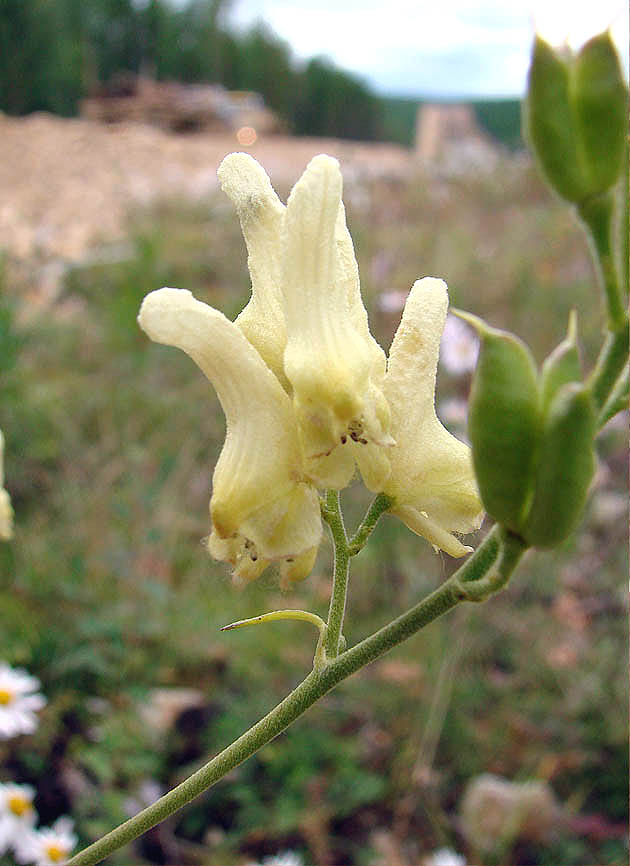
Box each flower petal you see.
[217,152,288,386]
[384,278,483,554]
[282,155,392,486]
[138,288,322,575]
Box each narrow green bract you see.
[539,311,581,413]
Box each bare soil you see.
[1,112,413,263]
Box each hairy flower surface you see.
[0,431,14,541]
[0,663,46,739]
[138,288,321,583]
[383,278,483,556]
[0,783,36,854]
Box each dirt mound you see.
[0,112,412,263]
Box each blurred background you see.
[0,1,628,864]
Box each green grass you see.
[0,158,626,865]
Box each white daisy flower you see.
[440,314,479,375]
[427,848,467,866]
[0,662,46,739]
[0,783,37,854]
[14,816,77,865]
[262,852,304,866]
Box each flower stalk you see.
[322,489,350,659]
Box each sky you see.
[226,0,629,98]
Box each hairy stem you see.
[322,489,350,658]
[348,493,393,555]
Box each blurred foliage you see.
[380,96,523,149]
[0,0,523,148]
[0,159,627,864]
[0,0,383,142]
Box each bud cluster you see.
[460,312,596,549]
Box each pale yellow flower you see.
[138,288,321,583]
[0,432,13,541]
[383,278,483,557]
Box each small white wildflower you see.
[0,431,14,540]
[262,852,304,866]
[428,848,467,866]
[438,397,469,428]
[14,816,77,866]
[377,289,408,313]
[0,783,37,854]
[0,663,46,739]
[440,314,479,375]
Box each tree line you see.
[0,0,384,141]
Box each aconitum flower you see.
[440,313,479,375]
[0,783,37,854]
[139,154,481,576]
[0,663,46,739]
[14,816,77,866]
[0,431,14,540]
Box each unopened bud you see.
[524,33,628,204]
[455,312,540,533]
[522,383,596,549]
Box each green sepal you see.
[540,310,581,413]
[455,311,541,533]
[522,383,596,549]
[574,32,628,197]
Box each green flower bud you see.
[574,33,628,197]
[539,311,581,413]
[524,33,628,204]
[456,312,540,532]
[524,36,587,203]
[522,384,596,548]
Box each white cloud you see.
[228,0,629,97]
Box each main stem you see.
[67,523,523,866]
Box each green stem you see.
[322,489,350,659]
[348,493,393,555]
[67,528,522,866]
[579,192,625,331]
[597,365,629,429]
[587,325,629,411]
